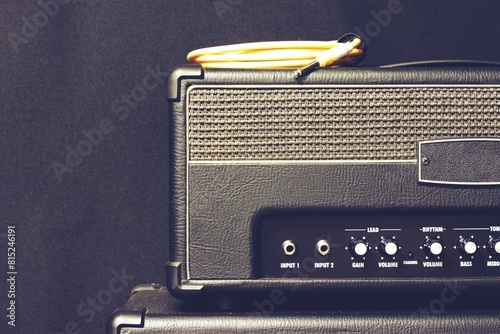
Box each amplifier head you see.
[166,65,500,304]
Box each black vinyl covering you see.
[107,284,500,334]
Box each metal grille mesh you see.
[187,86,500,160]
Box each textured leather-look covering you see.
[168,67,500,298]
[108,284,500,334]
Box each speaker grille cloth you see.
[188,87,500,160]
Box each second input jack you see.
[316,240,331,256]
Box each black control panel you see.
[259,214,500,278]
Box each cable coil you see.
[187,33,365,78]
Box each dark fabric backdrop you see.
[1,1,499,333]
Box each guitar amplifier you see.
[166,65,500,303]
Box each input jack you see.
[316,239,331,256]
[282,240,296,256]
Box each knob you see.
[379,237,399,257]
[423,238,443,257]
[487,237,500,256]
[457,237,477,256]
[349,238,368,258]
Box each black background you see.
[1,1,499,333]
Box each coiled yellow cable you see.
[187,35,364,78]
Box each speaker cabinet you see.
[108,284,500,333]
[167,66,500,301]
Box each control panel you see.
[259,214,500,278]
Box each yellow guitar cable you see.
[187,34,364,78]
